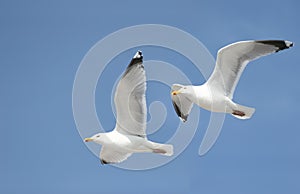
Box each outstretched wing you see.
[206,40,293,99]
[100,147,132,164]
[114,51,147,137]
[171,84,193,122]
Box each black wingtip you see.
[172,101,188,122]
[122,51,144,77]
[134,50,143,59]
[128,50,143,67]
[256,40,293,52]
[181,115,187,122]
[100,159,109,165]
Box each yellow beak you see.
[84,138,93,142]
[172,90,180,95]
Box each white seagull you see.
[171,40,293,122]
[85,51,173,164]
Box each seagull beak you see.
[172,90,180,95]
[84,138,93,142]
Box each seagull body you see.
[85,51,173,164]
[171,40,293,122]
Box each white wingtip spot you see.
[285,41,294,47]
[133,50,143,59]
[179,117,186,122]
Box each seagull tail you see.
[231,104,255,119]
[149,142,174,156]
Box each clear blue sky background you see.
[1,0,299,193]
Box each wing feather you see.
[100,146,132,164]
[114,51,147,137]
[171,84,193,122]
[206,40,293,99]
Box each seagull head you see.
[172,85,193,96]
[84,133,104,144]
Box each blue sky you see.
[1,0,300,193]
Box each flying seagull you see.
[171,40,293,122]
[85,51,173,164]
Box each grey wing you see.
[171,84,193,122]
[114,51,147,137]
[206,40,293,99]
[100,147,132,164]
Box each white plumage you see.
[85,51,173,164]
[171,40,293,121]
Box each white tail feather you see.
[231,104,255,119]
[150,142,174,156]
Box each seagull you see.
[171,40,293,122]
[84,51,173,164]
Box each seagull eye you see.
[96,135,100,137]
